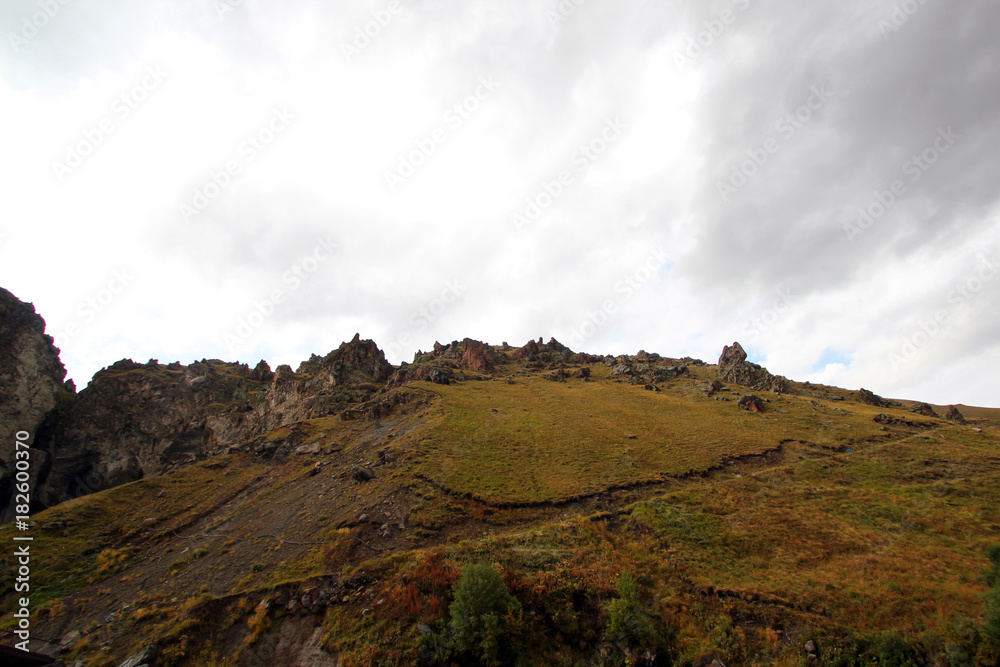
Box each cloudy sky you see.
[1,0,998,407]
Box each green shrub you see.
[605,571,655,651]
[446,563,521,666]
[876,631,921,666]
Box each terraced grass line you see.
[414,375,838,505]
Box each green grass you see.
[412,366,894,505]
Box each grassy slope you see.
[414,364,895,506]
[1,358,999,665]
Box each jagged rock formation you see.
[945,405,967,424]
[910,402,939,418]
[858,388,901,408]
[513,337,596,365]
[738,393,765,413]
[0,296,403,515]
[0,288,73,522]
[414,338,502,372]
[716,341,791,394]
[607,350,689,385]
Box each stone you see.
[738,394,765,413]
[352,466,374,482]
[909,402,939,417]
[118,646,157,667]
[717,342,791,394]
[59,629,81,652]
[718,341,747,369]
[945,405,967,424]
[858,388,893,408]
[805,639,818,655]
[295,443,321,455]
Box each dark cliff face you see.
[0,294,400,517]
[0,287,71,522]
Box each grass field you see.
[412,365,910,505]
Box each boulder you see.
[737,394,765,413]
[945,405,967,424]
[858,388,893,408]
[352,465,374,482]
[909,402,939,417]
[718,342,748,369]
[716,341,790,394]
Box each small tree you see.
[605,571,656,654]
[447,563,521,666]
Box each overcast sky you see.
[1,0,998,407]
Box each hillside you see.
[1,293,999,665]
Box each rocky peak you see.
[716,341,790,394]
[298,334,392,387]
[0,287,71,521]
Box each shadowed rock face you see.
[0,287,71,522]
[716,341,791,394]
[0,306,400,516]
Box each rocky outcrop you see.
[738,394,765,413]
[858,388,900,408]
[716,341,791,394]
[415,338,501,372]
[385,364,454,389]
[513,337,596,365]
[909,402,939,418]
[610,360,688,385]
[0,323,398,516]
[945,405,967,424]
[0,288,73,522]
